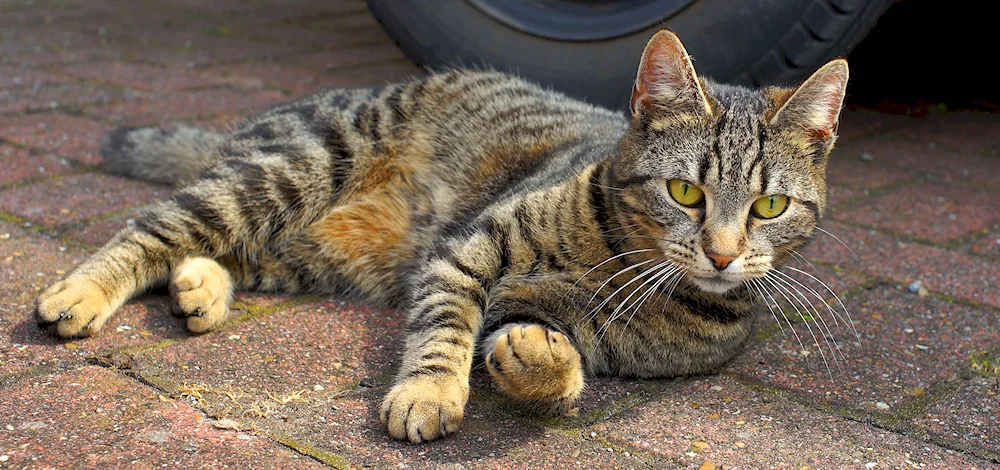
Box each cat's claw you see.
[170,257,232,333]
[36,278,114,338]
[380,376,467,443]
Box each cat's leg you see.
[484,324,584,416]
[379,233,504,443]
[36,223,185,337]
[169,257,234,333]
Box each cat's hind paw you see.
[486,324,584,416]
[170,257,232,333]
[380,376,467,443]
[36,278,115,338]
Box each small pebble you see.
[699,461,716,470]
[860,152,874,162]
[865,463,877,468]
[692,441,709,452]
[908,281,922,293]
[0,455,8,462]
[915,344,928,351]
[571,449,581,458]
[709,385,723,392]
[313,385,325,391]
[735,442,746,449]
[875,401,890,410]
[227,334,241,340]
[5,424,13,430]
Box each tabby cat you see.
[36,31,849,443]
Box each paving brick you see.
[0,222,86,304]
[59,60,235,92]
[970,227,1000,259]
[825,153,916,193]
[0,64,66,88]
[0,296,190,382]
[87,87,285,125]
[833,183,1000,243]
[225,386,651,469]
[286,42,409,71]
[118,300,406,404]
[0,173,169,226]
[727,286,1000,414]
[0,145,76,188]
[834,107,917,142]
[591,375,991,469]
[801,221,1000,308]
[849,126,1000,190]
[889,111,1000,157]
[199,60,366,97]
[0,366,324,469]
[61,211,136,248]
[0,79,125,113]
[0,112,107,165]
[913,374,999,456]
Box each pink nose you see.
[706,252,737,271]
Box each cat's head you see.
[611,31,848,294]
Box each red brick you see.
[1,296,191,381]
[224,386,650,468]
[825,155,916,192]
[850,128,1000,190]
[0,173,170,226]
[889,111,1000,157]
[914,373,999,456]
[970,228,1000,259]
[0,64,65,88]
[287,43,409,72]
[0,366,324,469]
[0,112,107,165]
[592,375,989,469]
[119,300,406,403]
[728,286,1000,412]
[199,60,365,97]
[832,183,1000,243]
[59,61,234,92]
[834,107,915,142]
[87,87,285,125]
[802,221,1000,308]
[0,222,87,304]
[0,79,125,113]
[0,145,76,187]
[61,211,136,248]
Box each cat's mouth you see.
[687,274,740,294]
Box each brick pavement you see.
[1,0,997,468]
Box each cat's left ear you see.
[769,59,849,149]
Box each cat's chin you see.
[688,276,740,294]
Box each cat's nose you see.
[706,252,737,271]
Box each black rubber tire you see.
[367,0,892,110]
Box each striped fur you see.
[36,32,848,443]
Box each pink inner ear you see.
[631,31,702,115]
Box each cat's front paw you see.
[169,257,232,333]
[36,278,115,338]
[380,376,468,443]
[486,324,584,415]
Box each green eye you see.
[752,194,790,219]
[667,179,704,207]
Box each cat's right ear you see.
[630,31,714,119]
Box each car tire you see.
[367,0,892,109]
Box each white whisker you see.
[764,274,833,379]
[783,266,860,344]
